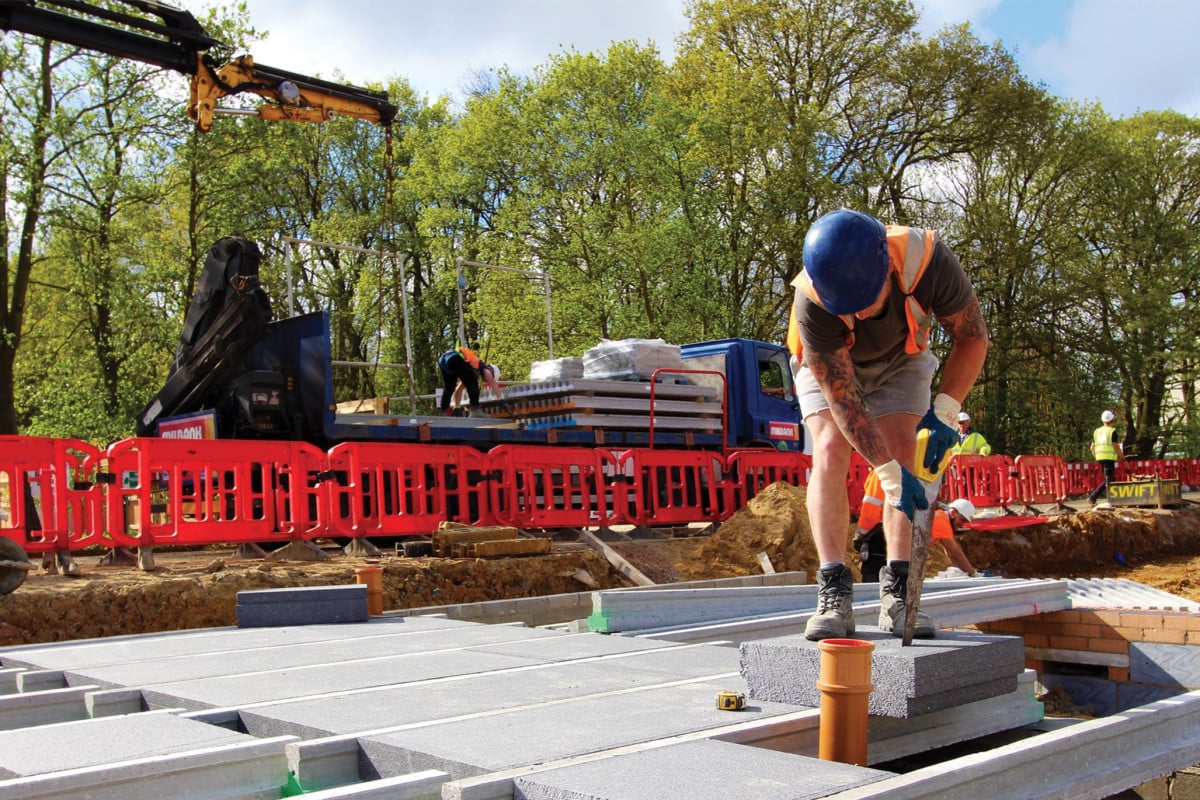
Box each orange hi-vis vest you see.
[786,225,937,364]
[457,346,481,369]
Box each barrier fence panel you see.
[940,454,1016,509]
[1012,454,1069,506]
[726,450,811,510]
[617,449,732,526]
[1065,462,1101,497]
[486,445,608,529]
[102,438,320,548]
[0,436,105,555]
[324,443,492,537]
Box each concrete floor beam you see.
[0,685,100,731]
[820,689,1200,800]
[0,736,298,800]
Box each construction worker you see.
[953,412,992,455]
[1088,410,1124,504]
[852,470,888,582]
[786,208,989,640]
[855,471,981,580]
[438,346,503,416]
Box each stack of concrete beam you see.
[740,629,1027,718]
[479,377,722,432]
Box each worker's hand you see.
[875,459,929,522]
[917,393,960,474]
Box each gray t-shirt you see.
[793,234,974,365]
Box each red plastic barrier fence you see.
[324,442,491,537]
[1064,461,1101,497]
[103,437,327,547]
[726,449,811,510]
[1180,459,1200,486]
[940,454,1017,509]
[1012,454,1069,506]
[616,448,731,526]
[487,445,610,530]
[0,435,104,554]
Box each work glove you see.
[917,392,961,474]
[875,459,929,523]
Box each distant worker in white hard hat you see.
[785,208,989,640]
[1088,410,1125,504]
[952,411,992,456]
[856,473,983,580]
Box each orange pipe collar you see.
[817,638,874,766]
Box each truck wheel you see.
[0,537,33,595]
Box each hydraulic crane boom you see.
[0,0,397,130]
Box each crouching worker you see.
[786,209,988,640]
[438,346,503,416]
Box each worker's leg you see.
[801,409,856,640]
[439,362,459,413]
[875,412,920,560]
[858,347,937,638]
[462,373,481,407]
[805,410,855,564]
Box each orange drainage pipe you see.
[355,566,384,616]
[817,638,875,766]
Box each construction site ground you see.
[3,482,1198,648]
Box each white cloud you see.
[1031,0,1200,116]
[239,0,687,104]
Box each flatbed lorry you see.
[175,310,805,453]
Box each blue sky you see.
[235,0,1200,119]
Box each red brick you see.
[1022,633,1050,648]
[1121,612,1164,629]
[1096,624,1134,641]
[1048,635,1088,650]
[1160,614,1200,631]
[1086,637,1128,655]
[1044,610,1082,624]
[1061,623,1103,639]
[1108,667,1130,682]
[1142,627,1187,645]
[1078,610,1124,627]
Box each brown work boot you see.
[878,563,936,638]
[804,564,856,641]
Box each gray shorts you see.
[797,349,937,420]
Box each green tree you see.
[1076,112,1200,458]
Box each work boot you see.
[804,564,856,641]
[878,563,936,638]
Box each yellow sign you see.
[1106,478,1182,508]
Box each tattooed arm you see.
[807,346,893,467]
[936,294,989,403]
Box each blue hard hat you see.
[802,209,889,315]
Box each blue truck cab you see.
[680,339,804,452]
